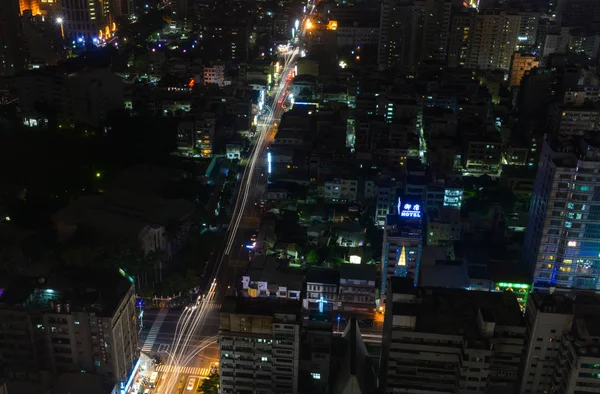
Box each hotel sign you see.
[397,198,421,218]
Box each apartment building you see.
[464,137,503,174]
[204,64,225,87]
[303,269,340,313]
[219,297,301,394]
[553,322,600,393]
[17,67,124,128]
[448,8,477,68]
[194,112,216,158]
[467,11,521,71]
[338,264,376,315]
[378,0,451,72]
[520,291,600,393]
[548,102,600,138]
[0,270,138,391]
[381,277,525,393]
[336,21,379,49]
[517,12,539,47]
[523,137,600,290]
[509,53,539,88]
[323,178,358,203]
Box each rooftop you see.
[221,296,301,322]
[529,291,600,315]
[339,264,376,282]
[306,268,340,285]
[0,268,132,318]
[245,256,303,289]
[390,278,524,339]
[420,261,469,289]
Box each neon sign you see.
[397,198,421,218]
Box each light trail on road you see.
[153,5,316,392]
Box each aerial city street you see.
[2,0,600,393]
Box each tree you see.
[306,249,319,264]
[199,371,219,394]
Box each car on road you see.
[187,378,196,391]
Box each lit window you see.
[261,356,268,361]
[311,373,321,379]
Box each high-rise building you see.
[219,297,301,394]
[509,52,539,88]
[20,0,61,16]
[520,291,600,393]
[517,11,540,48]
[380,198,423,301]
[524,137,600,291]
[377,0,451,72]
[380,277,525,393]
[0,0,27,76]
[467,10,521,71]
[60,0,113,41]
[110,0,133,18]
[203,22,249,63]
[447,7,476,68]
[0,269,139,391]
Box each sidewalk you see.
[128,353,157,394]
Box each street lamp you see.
[56,17,65,39]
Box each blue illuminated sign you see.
[397,198,421,218]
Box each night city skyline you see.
[1,0,600,393]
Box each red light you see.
[189,79,195,87]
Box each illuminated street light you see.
[305,20,313,30]
[56,17,65,39]
[339,60,347,69]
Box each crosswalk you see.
[141,309,168,352]
[156,365,212,376]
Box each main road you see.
[141,16,311,394]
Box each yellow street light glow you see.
[96,172,101,178]
[305,20,313,30]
